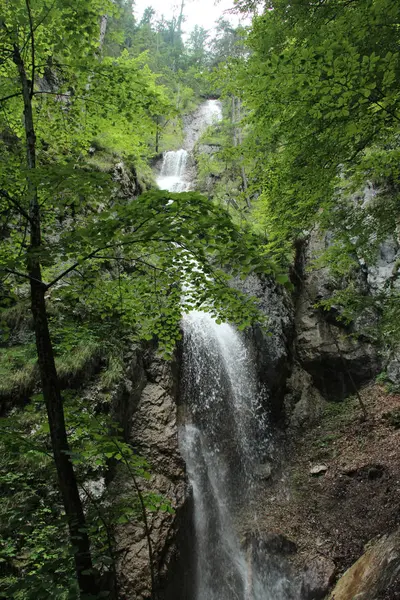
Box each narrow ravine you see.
[157,101,297,600]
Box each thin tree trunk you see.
[232,96,237,147]
[99,14,108,49]
[13,43,98,598]
[177,0,185,37]
[232,96,251,208]
[155,116,160,153]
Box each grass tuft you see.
[0,344,38,399]
[100,354,124,389]
[56,339,102,383]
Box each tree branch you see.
[0,189,33,223]
[20,0,57,53]
[1,267,45,286]
[95,255,165,272]
[45,246,109,290]
[106,434,157,600]
[45,238,176,290]
[0,91,22,104]
[33,90,115,110]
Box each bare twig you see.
[0,91,22,104]
[0,189,32,223]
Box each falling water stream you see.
[157,149,190,192]
[156,101,295,600]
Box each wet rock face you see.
[113,161,142,198]
[182,100,222,152]
[328,529,400,600]
[295,232,380,401]
[238,274,294,421]
[112,350,191,600]
[367,238,400,294]
[387,360,400,387]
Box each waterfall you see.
[156,99,222,193]
[180,311,295,600]
[157,100,296,599]
[180,312,260,600]
[157,149,190,192]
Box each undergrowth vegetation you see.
[0,391,171,599]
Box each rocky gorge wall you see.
[108,107,400,599]
[110,240,399,599]
[118,236,399,599]
[104,346,194,600]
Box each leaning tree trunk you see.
[13,43,99,598]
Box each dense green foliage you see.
[0,1,271,597]
[1,392,169,599]
[241,0,400,252]
[210,0,400,344]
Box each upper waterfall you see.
[156,100,222,193]
[157,149,190,193]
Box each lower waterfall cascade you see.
[157,100,297,600]
[180,313,296,600]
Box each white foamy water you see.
[156,100,223,193]
[180,311,297,600]
[157,148,190,192]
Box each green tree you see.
[0,1,274,596]
[186,25,209,69]
[238,0,400,261]
[210,18,246,67]
[0,1,120,594]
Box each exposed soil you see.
[257,383,400,581]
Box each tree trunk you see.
[232,96,237,147]
[155,116,160,153]
[177,0,185,37]
[13,43,98,598]
[232,96,251,208]
[99,14,108,49]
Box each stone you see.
[310,465,328,476]
[285,366,327,429]
[255,461,273,480]
[244,532,298,556]
[111,349,189,600]
[301,555,336,599]
[235,273,294,421]
[387,359,400,386]
[367,238,400,294]
[328,528,400,600]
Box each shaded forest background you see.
[0,0,399,598]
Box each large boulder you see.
[301,555,336,600]
[366,238,400,294]
[387,359,400,388]
[284,365,327,429]
[328,529,400,600]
